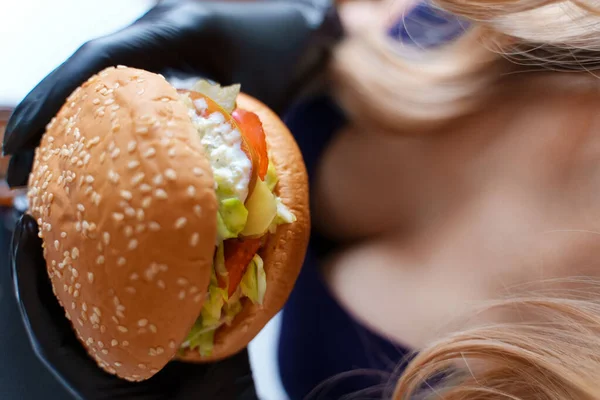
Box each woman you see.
[6,0,600,398]
[280,0,600,398]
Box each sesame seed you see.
[77,204,85,212]
[177,278,189,286]
[108,170,120,183]
[149,348,157,356]
[142,197,152,209]
[168,149,176,157]
[153,174,163,185]
[122,341,129,347]
[187,186,196,197]
[169,340,176,349]
[194,294,203,303]
[120,190,133,200]
[71,302,76,310]
[130,273,139,281]
[85,175,94,183]
[87,337,94,345]
[127,160,140,169]
[117,257,126,266]
[128,239,138,250]
[77,318,84,326]
[178,290,186,300]
[174,217,187,229]
[54,240,59,250]
[154,189,168,199]
[149,222,160,231]
[193,167,203,176]
[124,226,133,237]
[131,172,144,186]
[103,232,110,245]
[137,319,148,327]
[117,326,128,333]
[149,324,157,333]
[101,325,107,333]
[135,126,148,135]
[88,272,94,283]
[92,98,100,105]
[96,256,105,265]
[164,169,177,180]
[97,340,104,348]
[105,98,114,106]
[82,303,88,311]
[93,307,102,317]
[75,222,82,232]
[112,213,124,222]
[189,286,198,294]
[74,290,80,298]
[111,340,118,347]
[82,221,90,231]
[110,148,120,159]
[127,140,137,153]
[101,349,109,355]
[140,184,152,193]
[190,233,199,247]
[157,280,166,289]
[136,224,146,233]
[114,362,122,367]
[138,364,146,370]
[111,316,119,324]
[125,207,136,217]
[143,148,156,158]
[71,247,79,259]
[158,264,168,272]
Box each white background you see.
[1,2,288,399]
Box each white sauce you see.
[185,96,252,202]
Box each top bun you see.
[27,66,218,381]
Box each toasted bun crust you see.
[27,67,218,381]
[177,93,310,362]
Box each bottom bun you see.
[176,93,310,362]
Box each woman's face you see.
[315,71,600,348]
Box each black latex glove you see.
[3,0,343,188]
[12,214,258,400]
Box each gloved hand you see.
[12,215,258,400]
[3,0,342,188]
[6,0,342,398]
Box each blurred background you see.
[0,1,287,399]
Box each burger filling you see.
[178,81,295,356]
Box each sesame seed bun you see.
[176,93,310,362]
[27,66,309,381]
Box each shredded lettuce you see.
[217,198,248,241]
[191,80,241,114]
[186,321,217,357]
[240,254,266,305]
[265,162,279,192]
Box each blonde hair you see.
[330,0,600,398]
[394,284,600,399]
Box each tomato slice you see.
[232,109,268,180]
[219,238,262,297]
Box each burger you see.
[26,66,309,381]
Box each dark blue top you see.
[277,96,411,400]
